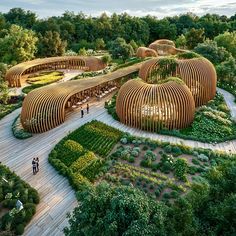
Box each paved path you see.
[217,88,236,119]
[0,98,109,235]
[96,88,236,153]
[0,88,235,235]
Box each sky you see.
[1,0,236,18]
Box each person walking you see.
[35,157,39,172]
[81,107,84,118]
[32,158,37,175]
[86,103,89,114]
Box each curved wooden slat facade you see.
[6,56,105,87]
[21,63,142,133]
[136,47,158,58]
[139,57,217,106]
[116,79,195,131]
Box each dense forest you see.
[0,8,236,64]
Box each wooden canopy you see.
[6,56,105,87]
[116,78,195,131]
[139,57,217,107]
[136,47,158,58]
[21,63,142,133]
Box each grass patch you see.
[22,71,64,94]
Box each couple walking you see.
[81,103,89,118]
[32,157,39,175]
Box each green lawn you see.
[22,71,64,94]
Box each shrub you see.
[72,173,91,191]
[144,150,156,161]
[15,224,25,235]
[131,150,139,157]
[164,145,172,153]
[71,152,97,172]
[140,159,151,168]
[155,189,161,197]
[160,154,174,172]
[0,164,39,235]
[197,154,209,162]
[188,166,198,175]
[120,137,128,144]
[121,150,130,160]
[174,158,188,181]
[171,146,182,156]
[133,147,141,153]
[142,146,148,151]
[162,192,171,199]
[192,158,201,165]
[151,163,160,171]
[128,156,135,163]
[170,190,179,199]
[149,184,155,190]
[12,115,32,139]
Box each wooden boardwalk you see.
[0,99,108,235]
[0,88,235,235]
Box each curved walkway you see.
[0,88,235,235]
[0,99,107,235]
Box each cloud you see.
[0,0,235,18]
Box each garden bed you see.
[22,71,64,94]
[49,120,233,204]
[12,115,32,139]
[105,92,236,143]
[0,164,39,235]
[49,120,123,191]
[105,133,222,201]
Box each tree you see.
[175,34,187,49]
[216,57,236,83]
[64,183,168,236]
[37,31,67,57]
[0,24,38,64]
[215,31,236,58]
[4,8,37,28]
[108,37,134,61]
[151,19,177,40]
[194,40,231,65]
[78,48,87,56]
[101,54,112,65]
[185,28,205,49]
[0,63,9,104]
[129,39,138,52]
[95,38,106,50]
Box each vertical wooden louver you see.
[116,79,195,131]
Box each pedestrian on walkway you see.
[32,158,37,175]
[36,157,39,172]
[81,107,84,118]
[87,103,89,114]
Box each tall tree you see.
[64,183,168,236]
[194,40,231,65]
[0,63,9,104]
[37,31,67,57]
[4,8,36,29]
[185,28,205,49]
[215,31,236,58]
[108,37,134,61]
[0,24,38,64]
